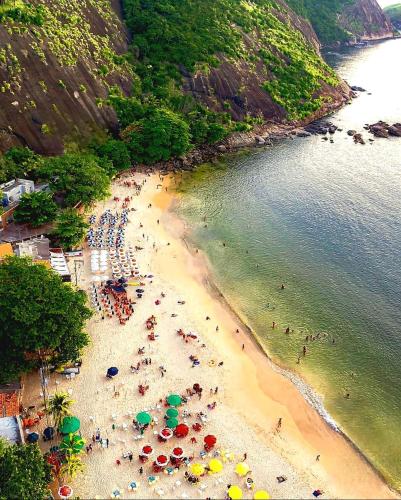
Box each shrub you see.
[13,191,58,227]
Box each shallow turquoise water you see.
[175,39,401,487]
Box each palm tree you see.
[46,391,75,428]
[60,455,84,480]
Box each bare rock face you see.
[0,0,132,154]
[340,0,394,42]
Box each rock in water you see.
[388,124,401,137]
[347,130,357,136]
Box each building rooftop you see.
[0,242,13,259]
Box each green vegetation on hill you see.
[384,3,401,23]
[286,0,354,44]
[119,0,339,130]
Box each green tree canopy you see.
[0,256,91,383]
[0,439,51,500]
[38,154,110,207]
[121,107,191,164]
[13,191,58,227]
[96,139,131,173]
[2,147,44,181]
[52,209,89,250]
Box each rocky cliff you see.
[0,0,353,155]
[339,0,394,41]
[0,0,132,154]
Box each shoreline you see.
[154,173,398,498]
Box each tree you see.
[121,108,191,164]
[0,439,51,500]
[96,139,131,174]
[60,454,84,480]
[52,209,88,250]
[2,147,43,181]
[13,191,58,227]
[46,392,74,429]
[38,154,110,207]
[0,256,92,383]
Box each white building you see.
[0,179,35,206]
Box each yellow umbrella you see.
[228,485,243,500]
[208,458,223,474]
[235,462,250,477]
[190,463,205,476]
[254,491,270,500]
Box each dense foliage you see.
[286,0,355,44]
[0,147,43,183]
[13,191,58,227]
[38,153,110,207]
[0,256,91,383]
[0,440,51,500]
[93,139,132,174]
[384,3,401,24]
[121,0,339,122]
[0,1,46,26]
[121,107,191,164]
[52,209,89,250]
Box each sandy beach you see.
[23,171,396,499]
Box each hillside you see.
[0,0,352,155]
[121,0,350,124]
[0,0,133,154]
[384,3,401,28]
[286,0,394,44]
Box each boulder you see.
[296,131,311,138]
[217,145,227,152]
[347,130,357,136]
[254,135,265,145]
[353,133,365,145]
[350,85,366,92]
[388,124,401,137]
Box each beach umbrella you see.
[166,417,178,429]
[167,394,182,407]
[171,447,184,459]
[235,462,250,477]
[60,433,85,454]
[111,487,122,498]
[165,408,178,418]
[107,367,119,377]
[174,423,189,438]
[208,458,223,474]
[27,432,39,443]
[58,485,73,499]
[190,463,205,477]
[254,491,270,500]
[141,445,154,457]
[59,416,80,434]
[136,411,152,425]
[204,434,217,447]
[159,428,173,440]
[128,481,138,492]
[228,486,243,500]
[43,426,54,441]
[156,454,168,467]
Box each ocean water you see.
[175,39,401,488]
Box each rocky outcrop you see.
[367,121,401,137]
[339,0,394,42]
[0,0,132,154]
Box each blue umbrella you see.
[107,367,119,377]
[43,427,54,441]
[27,432,39,443]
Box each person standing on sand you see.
[242,344,245,351]
[276,417,282,432]
[216,326,219,332]
[272,321,276,329]
[214,387,218,394]
[316,454,320,461]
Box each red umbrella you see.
[174,423,189,438]
[159,428,173,439]
[156,454,168,466]
[58,485,73,498]
[204,434,217,446]
[141,445,153,456]
[171,447,184,459]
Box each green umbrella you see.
[60,433,85,454]
[167,394,182,407]
[136,411,152,425]
[166,417,179,429]
[59,416,80,434]
[165,408,179,418]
